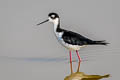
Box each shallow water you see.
[64,61,110,80]
[1,0,120,79]
[0,54,119,80]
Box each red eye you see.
[50,15,56,19]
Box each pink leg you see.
[69,50,72,63]
[76,50,81,72]
[76,50,82,62]
[69,50,73,74]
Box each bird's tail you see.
[91,40,109,45]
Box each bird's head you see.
[37,12,60,25]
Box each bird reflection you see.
[65,61,110,80]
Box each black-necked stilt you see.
[37,12,108,73]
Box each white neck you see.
[50,18,63,40]
[52,18,59,33]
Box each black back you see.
[62,30,94,46]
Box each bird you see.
[37,12,109,73]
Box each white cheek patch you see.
[48,17,52,22]
[53,18,59,24]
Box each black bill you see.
[37,19,49,25]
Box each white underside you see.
[54,31,85,50]
[60,40,82,50]
[52,18,86,50]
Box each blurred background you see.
[0,0,120,80]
